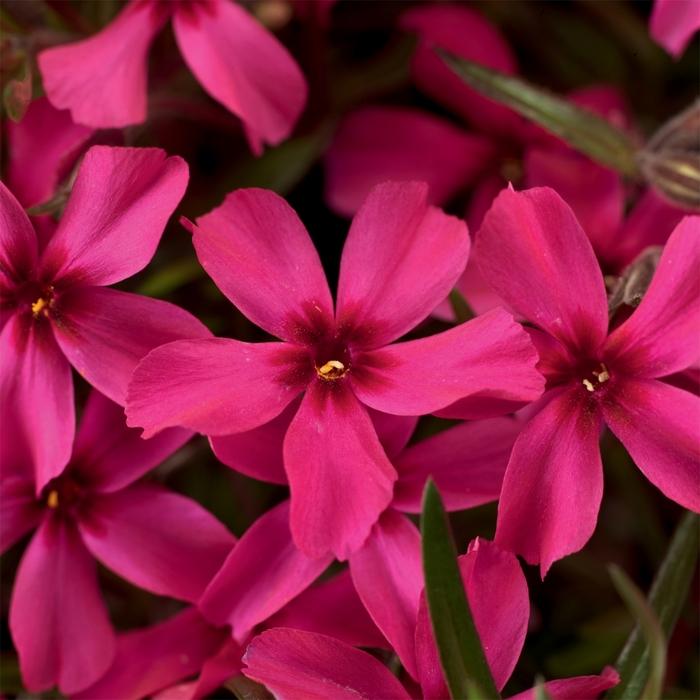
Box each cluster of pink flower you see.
[1,0,699,698]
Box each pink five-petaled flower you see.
[0,145,210,493]
[1,389,235,695]
[242,539,620,700]
[37,0,307,154]
[476,186,700,576]
[649,0,700,57]
[126,181,544,559]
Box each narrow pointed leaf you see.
[609,565,665,700]
[437,49,638,177]
[420,480,501,699]
[608,512,699,699]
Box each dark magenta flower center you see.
[9,280,55,320]
[41,473,86,516]
[313,338,352,381]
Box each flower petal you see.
[509,667,620,700]
[369,409,418,460]
[602,379,700,512]
[350,307,543,416]
[126,338,310,437]
[199,500,332,641]
[6,96,95,209]
[604,216,700,378]
[73,608,228,700]
[266,569,388,649]
[72,389,191,493]
[401,4,524,137]
[0,475,42,554]
[284,380,397,559]
[349,510,423,678]
[0,181,38,286]
[79,483,234,602]
[495,387,604,576]
[0,315,74,493]
[393,417,520,513]
[415,539,529,695]
[476,186,609,353]
[37,1,165,128]
[243,628,412,700]
[186,188,333,343]
[649,0,700,57]
[40,146,188,287]
[9,516,115,694]
[337,181,470,348]
[173,0,307,153]
[52,286,210,404]
[325,106,494,216]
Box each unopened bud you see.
[638,100,700,210]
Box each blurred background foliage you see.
[0,0,698,698]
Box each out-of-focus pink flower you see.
[650,0,700,57]
[242,539,620,699]
[75,506,383,700]
[37,0,307,154]
[0,145,210,492]
[126,181,544,559]
[1,390,234,695]
[476,186,700,576]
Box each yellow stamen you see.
[31,297,48,317]
[582,379,595,392]
[317,360,346,380]
[47,490,59,509]
[592,364,610,383]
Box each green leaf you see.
[449,288,475,324]
[608,512,699,699]
[420,480,500,700]
[436,49,639,177]
[3,54,32,122]
[609,565,665,700]
[137,257,203,297]
[224,674,273,700]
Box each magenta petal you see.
[495,388,604,576]
[401,4,523,137]
[73,608,228,700]
[10,517,115,694]
[602,379,700,512]
[187,188,333,342]
[52,286,210,404]
[337,181,470,348]
[79,482,234,602]
[0,181,38,285]
[72,389,191,493]
[523,147,624,264]
[509,667,620,700]
[199,500,332,641]
[37,2,165,128]
[210,399,298,485]
[0,476,42,554]
[1,315,74,493]
[415,539,529,696]
[126,338,309,437]
[284,380,397,559]
[350,308,543,416]
[476,186,609,353]
[605,216,700,378]
[649,0,700,57]
[243,628,412,700]
[267,569,388,649]
[40,146,188,287]
[325,106,494,216]
[369,409,418,460]
[393,417,520,513]
[349,510,423,678]
[173,0,307,153]
[6,96,95,209]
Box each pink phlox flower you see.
[649,0,700,57]
[126,180,544,560]
[241,538,620,699]
[75,502,384,700]
[0,145,210,492]
[1,389,234,694]
[474,185,700,576]
[37,0,307,154]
